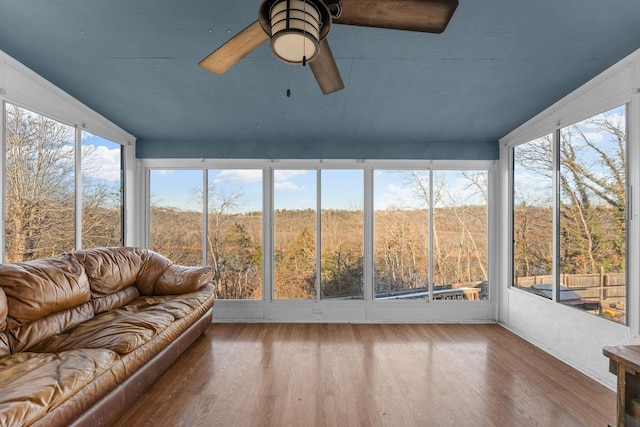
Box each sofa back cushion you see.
[0,254,93,353]
[135,250,173,295]
[155,265,213,295]
[71,247,148,297]
[0,255,90,324]
[91,286,140,314]
[71,247,173,297]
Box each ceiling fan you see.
[198,0,458,95]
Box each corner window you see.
[511,105,626,324]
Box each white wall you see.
[499,48,640,389]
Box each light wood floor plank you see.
[111,323,615,427]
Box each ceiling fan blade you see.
[334,0,458,33]
[309,39,345,95]
[198,20,269,74]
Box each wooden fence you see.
[515,269,625,301]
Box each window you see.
[320,170,364,300]
[559,106,626,323]
[149,170,203,265]
[81,132,123,248]
[374,169,488,300]
[512,135,554,292]
[374,170,430,299]
[432,170,488,301]
[511,106,627,324]
[3,104,125,262]
[5,104,75,262]
[273,169,317,300]
[144,163,491,308]
[149,169,263,300]
[208,169,263,300]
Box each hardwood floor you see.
[112,323,615,427]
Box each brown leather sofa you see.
[0,247,215,427]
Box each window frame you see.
[140,159,495,317]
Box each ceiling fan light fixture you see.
[269,0,323,64]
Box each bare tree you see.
[514,110,626,279]
[207,186,244,292]
[5,104,75,262]
[81,144,123,248]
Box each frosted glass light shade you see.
[270,0,321,64]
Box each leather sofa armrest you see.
[153,265,213,296]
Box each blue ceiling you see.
[0,1,638,158]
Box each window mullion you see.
[553,128,561,303]
[316,168,321,302]
[75,125,82,250]
[265,167,274,302]
[364,167,373,302]
[1,101,5,263]
[202,169,208,267]
[428,169,434,303]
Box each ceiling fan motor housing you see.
[259,0,332,64]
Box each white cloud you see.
[275,181,302,191]
[213,169,261,184]
[82,145,121,181]
[81,131,94,141]
[274,170,308,182]
[151,169,174,175]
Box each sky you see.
[81,131,122,182]
[150,168,488,213]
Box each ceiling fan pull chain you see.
[303,0,307,65]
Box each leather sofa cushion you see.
[9,302,94,353]
[134,250,174,295]
[71,247,173,297]
[31,286,213,356]
[154,265,213,295]
[0,349,119,427]
[92,286,140,314]
[128,285,215,319]
[0,255,90,324]
[71,247,147,297]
